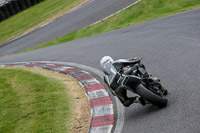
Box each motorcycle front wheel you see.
[135,84,168,108]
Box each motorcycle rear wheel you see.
[135,84,168,108]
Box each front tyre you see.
[135,84,168,108]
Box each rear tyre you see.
[135,84,168,108]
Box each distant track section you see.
[0,0,138,56]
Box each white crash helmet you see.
[100,56,114,68]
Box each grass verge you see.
[0,67,90,133]
[0,0,89,44]
[15,0,200,54]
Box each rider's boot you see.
[116,93,131,107]
[123,98,135,107]
[115,86,146,107]
[116,93,136,107]
[134,96,146,106]
[122,96,146,107]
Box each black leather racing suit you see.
[103,58,148,107]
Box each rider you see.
[100,56,167,107]
[100,56,148,107]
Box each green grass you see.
[0,0,88,44]
[0,68,71,133]
[15,0,200,54]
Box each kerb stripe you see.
[75,74,94,81]
[90,115,114,127]
[90,96,113,108]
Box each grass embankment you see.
[0,67,90,133]
[0,0,88,44]
[17,0,200,54]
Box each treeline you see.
[0,0,43,22]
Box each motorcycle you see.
[103,58,168,108]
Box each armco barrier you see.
[0,0,43,22]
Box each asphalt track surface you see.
[0,6,200,133]
[0,0,138,56]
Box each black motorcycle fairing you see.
[112,58,141,72]
[122,75,141,88]
[103,63,121,89]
